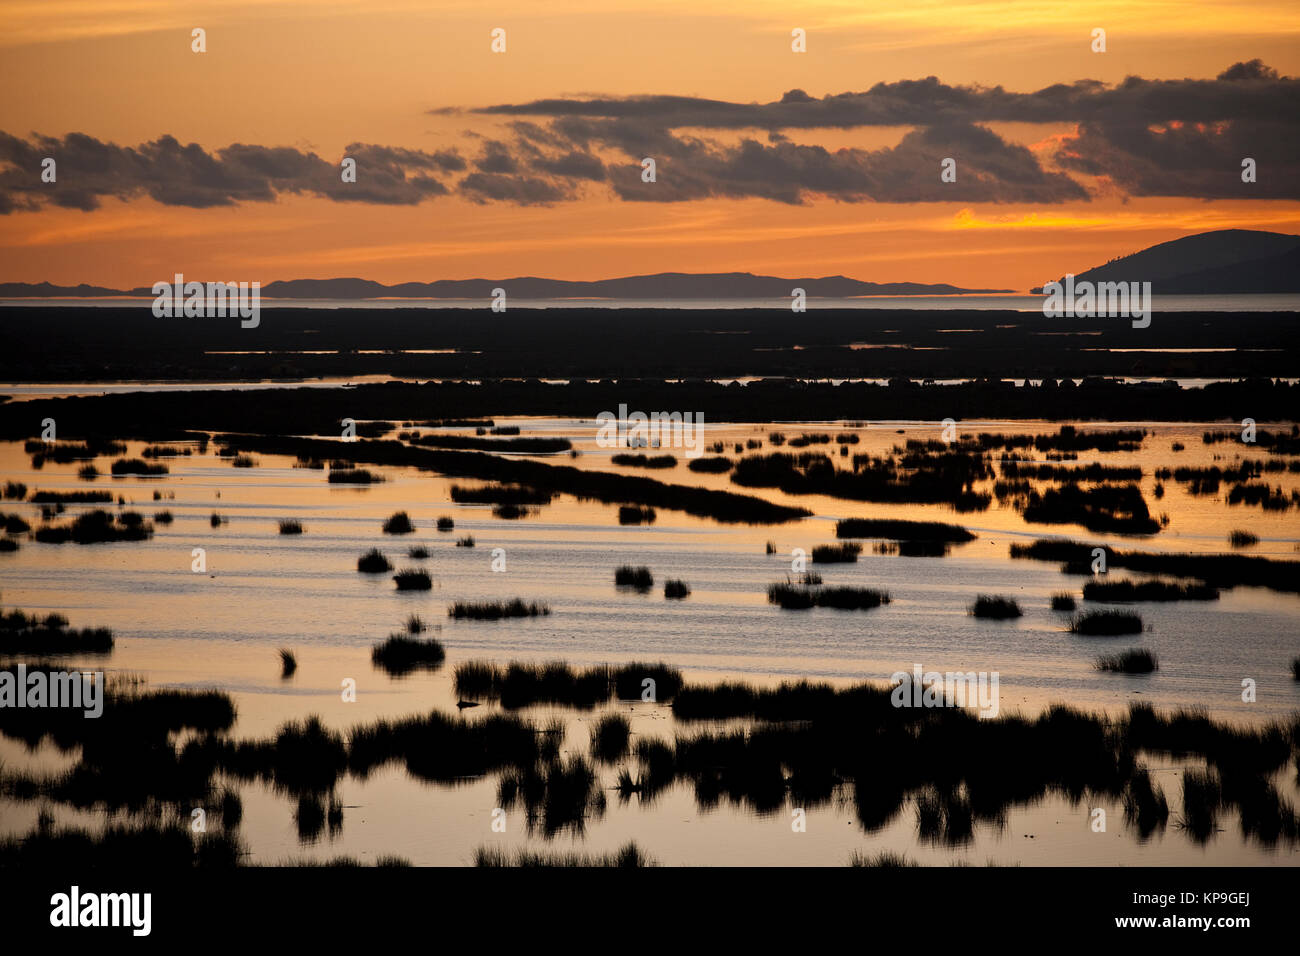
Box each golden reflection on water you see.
[1,419,1298,865]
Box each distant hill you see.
[0,273,1012,299]
[1037,229,1300,294]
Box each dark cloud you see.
[601,122,1088,204]
[2,63,1292,213]
[0,133,459,212]
[1056,119,1300,199]
[472,62,1297,129]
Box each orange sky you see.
[2,0,1299,290]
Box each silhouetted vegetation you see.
[812,543,861,563]
[278,519,304,535]
[969,595,1022,619]
[590,714,631,762]
[448,599,549,620]
[450,483,551,504]
[1097,649,1158,674]
[474,842,654,867]
[409,433,571,453]
[279,649,297,677]
[1082,579,1218,602]
[1070,610,1144,636]
[611,454,677,469]
[767,580,890,611]
[688,457,733,473]
[357,548,392,573]
[110,458,168,476]
[393,568,432,590]
[1010,538,1300,594]
[615,565,654,591]
[30,489,112,504]
[383,511,414,534]
[33,509,153,544]
[328,468,384,484]
[1050,593,1077,612]
[371,634,446,675]
[836,518,974,542]
[664,579,690,599]
[618,505,656,525]
[0,607,114,654]
[1020,483,1160,535]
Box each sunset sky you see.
[2,0,1298,290]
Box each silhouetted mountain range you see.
[1035,229,1300,294]
[0,273,1011,299]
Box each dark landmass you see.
[0,306,1297,382]
[0,379,1296,439]
[0,272,1011,300]
[1038,229,1300,294]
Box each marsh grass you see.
[0,607,114,654]
[436,516,455,531]
[1082,579,1218,602]
[1010,538,1300,595]
[811,543,862,563]
[688,457,733,473]
[663,579,690,599]
[874,540,950,557]
[456,536,475,547]
[836,518,974,542]
[474,842,654,867]
[450,483,551,505]
[767,580,889,611]
[448,599,549,620]
[1178,769,1222,843]
[279,648,298,678]
[77,465,99,480]
[382,511,415,534]
[611,454,677,469]
[154,510,174,524]
[1050,593,1077,611]
[0,823,243,868]
[452,660,682,708]
[615,565,654,591]
[618,505,657,525]
[393,568,432,590]
[1070,609,1144,636]
[371,633,446,675]
[496,756,606,836]
[110,458,168,477]
[1228,529,1259,548]
[1096,649,1158,673]
[407,546,429,559]
[492,503,537,520]
[327,469,385,484]
[969,595,1022,619]
[590,713,632,762]
[278,519,304,535]
[33,509,153,544]
[356,548,392,573]
[850,850,919,867]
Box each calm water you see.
[1,417,1298,865]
